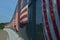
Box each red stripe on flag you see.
[43,0,52,40]
[56,0,60,20]
[20,14,28,20]
[20,8,28,16]
[21,20,28,25]
[49,0,60,40]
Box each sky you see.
[0,0,18,23]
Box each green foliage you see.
[0,23,8,29]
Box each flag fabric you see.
[10,6,19,31]
[6,6,19,31]
[20,5,28,25]
[13,6,19,31]
[42,0,60,40]
[20,0,28,25]
[22,0,28,8]
[56,0,60,20]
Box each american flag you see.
[14,6,19,30]
[11,6,19,31]
[20,0,28,25]
[42,0,60,40]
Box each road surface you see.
[0,30,8,40]
[0,28,24,40]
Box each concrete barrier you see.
[3,28,24,40]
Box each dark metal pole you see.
[28,0,36,40]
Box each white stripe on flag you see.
[52,0,60,35]
[43,0,60,40]
[20,4,28,24]
[42,0,50,40]
[20,5,28,13]
[43,0,52,40]
[45,0,57,40]
[20,17,28,23]
[20,11,28,18]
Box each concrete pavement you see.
[3,28,24,40]
[0,30,9,40]
[0,27,28,40]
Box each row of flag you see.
[20,0,28,25]
[5,0,28,30]
[20,4,28,25]
[42,0,60,40]
[5,0,60,40]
